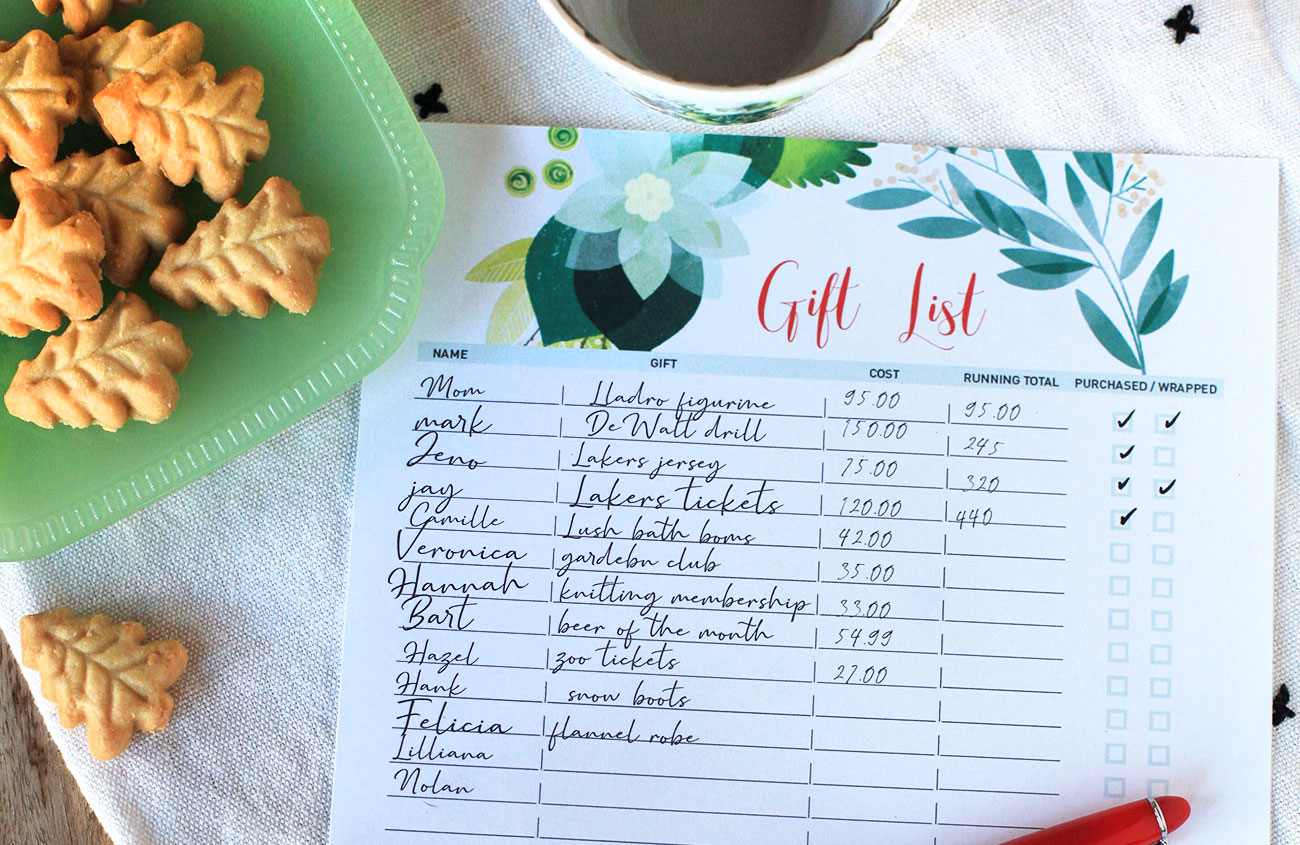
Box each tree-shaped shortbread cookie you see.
[5,290,191,430]
[151,177,331,317]
[94,62,269,202]
[20,607,186,761]
[0,31,80,170]
[13,149,187,287]
[0,187,105,338]
[32,0,148,37]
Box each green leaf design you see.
[1001,248,1094,276]
[998,268,1082,290]
[1074,152,1114,192]
[1076,289,1140,369]
[1141,276,1188,335]
[899,217,983,239]
[486,280,535,344]
[525,218,598,344]
[768,138,875,188]
[847,188,933,210]
[1006,150,1047,203]
[1119,199,1163,280]
[1065,165,1103,242]
[947,165,998,232]
[983,192,1031,245]
[466,238,533,283]
[1013,207,1090,251]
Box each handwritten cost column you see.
[542,377,822,843]
[386,373,559,837]
[813,385,948,841]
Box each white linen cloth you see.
[2,0,1298,841]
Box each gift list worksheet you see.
[329,124,1279,844]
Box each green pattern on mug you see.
[548,127,579,150]
[505,166,535,197]
[543,159,574,190]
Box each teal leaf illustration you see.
[1013,207,1090,251]
[983,192,1031,245]
[1076,289,1140,369]
[1119,199,1163,280]
[1074,152,1115,192]
[555,178,626,233]
[466,238,533,283]
[525,218,599,344]
[848,188,932,210]
[619,223,674,298]
[1006,150,1047,203]
[662,195,748,259]
[486,280,535,344]
[1065,165,1103,242]
[998,248,1094,290]
[666,151,752,204]
[1141,275,1188,335]
[1135,250,1188,334]
[899,217,982,239]
[671,134,786,198]
[768,138,875,188]
[947,165,999,232]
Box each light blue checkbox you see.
[1152,577,1173,599]
[1104,777,1126,798]
[1113,411,1135,432]
[1109,608,1130,630]
[1154,478,1175,499]
[1149,745,1171,766]
[1112,508,1136,530]
[1153,545,1174,566]
[1150,711,1172,732]
[1113,476,1132,498]
[1108,642,1130,663]
[1105,743,1127,764]
[1107,675,1129,696]
[1153,512,1175,532]
[1111,543,1131,563]
[1113,444,1134,465]
[1109,576,1131,596]
[1151,644,1173,665]
[1154,446,1176,467]
[1150,677,1172,698]
[1107,709,1128,730]
[1148,779,1170,798]
[1156,413,1179,433]
[1152,610,1173,632]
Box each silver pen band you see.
[1149,797,1170,845]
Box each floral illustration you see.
[850,147,1186,372]
[468,128,877,350]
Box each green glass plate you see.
[0,0,444,561]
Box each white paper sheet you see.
[329,124,1279,843]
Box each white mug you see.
[536,0,920,124]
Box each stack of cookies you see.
[0,4,332,432]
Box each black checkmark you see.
[1159,480,1176,495]
[1117,410,1135,429]
[1117,477,1130,491]
[1120,507,1137,525]
[1164,411,1182,429]
[1119,445,1134,459]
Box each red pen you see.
[1001,796,1191,844]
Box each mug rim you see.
[536,0,921,109]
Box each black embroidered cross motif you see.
[1275,684,1295,727]
[414,83,448,119]
[1165,5,1200,44]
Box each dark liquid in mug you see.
[624,0,835,86]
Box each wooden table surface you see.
[0,631,111,845]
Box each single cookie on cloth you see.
[94,62,269,202]
[13,149,187,287]
[151,177,331,317]
[0,186,104,337]
[59,20,203,122]
[0,31,80,171]
[20,607,186,761]
[5,290,191,430]
[32,0,147,37]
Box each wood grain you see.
[0,631,112,845]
